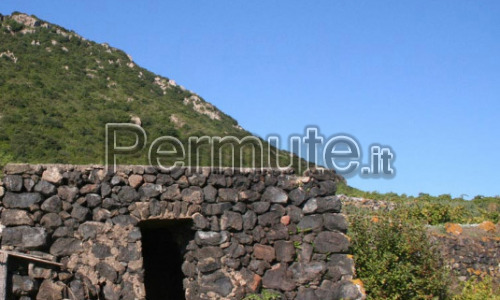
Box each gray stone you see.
[36,279,64,300]
[102,283,120,300]
[290,261,326,285]
[286,205,304,223]
[202,202,232,215]
[71,203,90,222]
[188,173,207,186]
[289,188,306,206]
[198,257,221,273]
[192,213,209,229]
[262,264,295,291]
[111,175,125,185]
[298,243,314,263]
[253,244,275,262]
[221,211,243,230]
[101,182,112,197]
[297,215,324,232]
[182,261,197,277]
[127,227,142,242]
[117,186,139,203]
[139,183,162,198]
[232,175,250,189]
[40,213,62,228]
[326,254,355,281]
[34,180,56,196]
[112,215,138,226]
[52,226,71,238]
[182,186,203,204]
[29,266,54,279]
[50,238,83,257]
[313,231,350,254]
[262,186,288,203]
[69,280,85,300]
[319,180,336,195]
[333,280,364,300]
[85,193,102,208]
[3,164,32,175]
[323,213,348,233]
[3,192,42,208]
[65,171,83,186]
[243,210,257,230]
[303,196,341,214]
[12,275,37,294]
[80,183,100,194]
[78,221,104,240]
[23,178,35,192]
[156,174,174,185]
[200,271,233,297]
[238,189,260,201]
[252,201,270,214]
[218,188,238,202]
[226,242,246,258]
[232,201,247,213]
[203,185,217,202]
[296,287,319,300]
[92,243,112,258]
[1,209,33,226]
[93,207,112,222]
[96,262,118,282]
[258,211,281,226]
[41,195,62,212]
[57,186,79,202]
[275,240,295,262]
[266,224,289,240]
[117,244,141,261]
[234,232,253,244]
[170,167,185,179]
[194,246,224,260]
[248,259,271,276]
[161,184,181,201]
[2,226,47,248]
[195,231,229,246]
[42,167,63,184]
[208,174,226,187]
[4,175,23,192]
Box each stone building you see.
[0,164,364,299]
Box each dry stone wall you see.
[0,164,364,300]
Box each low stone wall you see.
[429,225,500,285]
[0,164,364,300]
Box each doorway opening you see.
[139,219,195,300]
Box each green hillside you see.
[0,12,306,170]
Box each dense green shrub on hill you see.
[338,183,500,224]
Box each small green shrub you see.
[243,289,282,300]
[452,276,500,300]
[4,19,24,32]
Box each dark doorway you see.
[139,219,195,300]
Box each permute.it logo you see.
[105,124,395,178]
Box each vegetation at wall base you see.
[452,276,500,300]
[349,213,449,299]
[341,182,499,299]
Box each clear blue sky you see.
[2,1,499,198]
